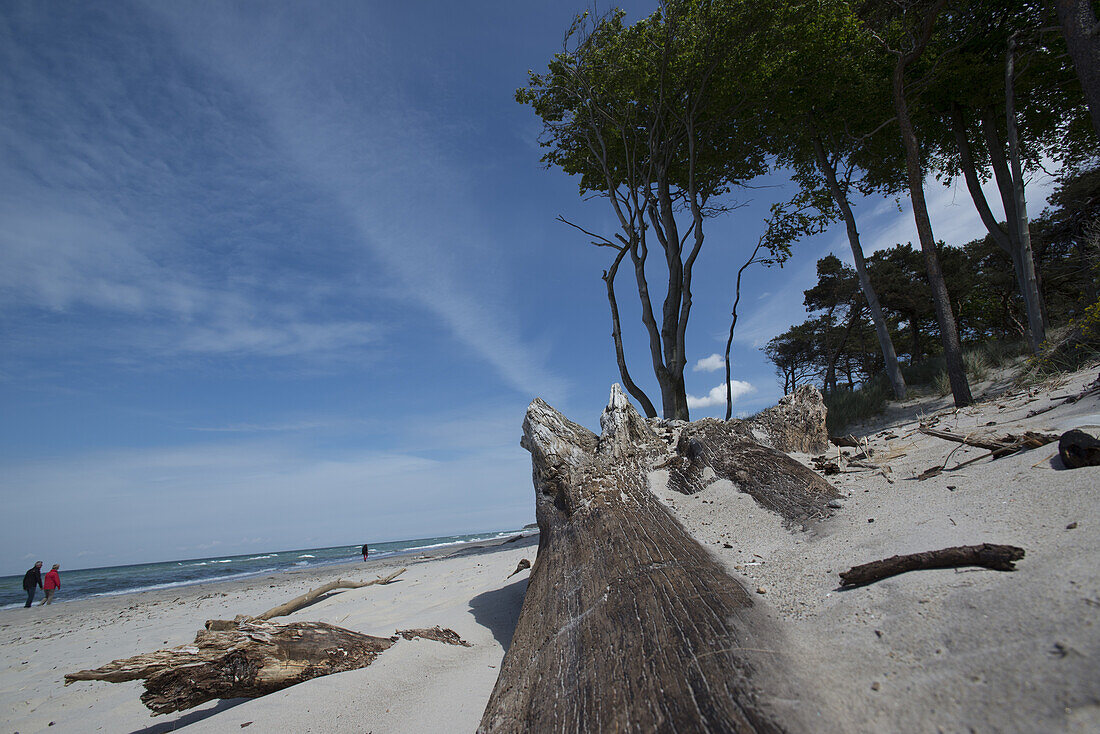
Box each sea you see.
[1,529,532,610]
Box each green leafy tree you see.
[759,0,909,400]
[858,0,973,406]
[925,0,1090,354]
[518,1,770,419]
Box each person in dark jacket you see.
[361,543,369,562]
[22,561,43,608]
[41,564,61,605]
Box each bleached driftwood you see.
[479,385,832,733]
[204,568,406,631]
[65,566,472,716]
[65,621,396,714]
[254,567,406,621]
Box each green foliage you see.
[1024,298,1100,379]
[963,348,992,382]
[823,381,888,434]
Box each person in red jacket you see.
[41,564,60,605]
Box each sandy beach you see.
[3,365,1098,733]
[1,536,536,733]
[652,362,1100,732]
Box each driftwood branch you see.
[255,568,406,621]
[918,426,1058,457]
[203,568,406,631]
[839,543,1026,587]
[63,566,468,716]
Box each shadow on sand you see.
[126,697,248,734]
[469,576,529,651]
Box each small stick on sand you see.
[839,544,1025,587]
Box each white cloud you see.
[687,380,756,409]
[693,353,726,372]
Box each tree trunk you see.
[890,42,972,407]
[811,135,906,400]
[952,105,1045,353]
[605,246,659,418]
[1005,35,1046,350]
[479,386,837,733]
[1054,0,1100,139]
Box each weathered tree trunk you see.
[66,621,396,715]
[1004,35,1046,350]
[1055,0,1100,139]
[479,385,836,733]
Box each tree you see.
[802,255,866,393]
[518,2,770,419]
[928,0,1094,353]
[761,0,909,400]
[860,0,973,406]
[1054,0,1100,138]
[763,323,818,393]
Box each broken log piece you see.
[744,383,830,454]
[507,558,531,577]
[668,418,840,524]
[839,544,1026,587]
[65,621,395,715]
[397,626,472,646]
[1058,429,1100,469]
[480,385,787,734]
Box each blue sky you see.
[0,1,1058,573]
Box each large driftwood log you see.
[66,618,471,715]
[65,621,395,714]
[479,385,832,733]
[839,544,1026,587]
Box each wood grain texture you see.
[65,621,394,714]
[479,386,788,734]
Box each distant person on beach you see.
[41,564,61,605]
[362,543,369,561]
[22,561,43,608]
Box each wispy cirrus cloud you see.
[148,2,568,400]
[0,6,384,368]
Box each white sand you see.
[3,365,1097,733]
[0,538,535,733]
[654,363,1100,733]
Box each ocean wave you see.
[297,554,315,559]
[247,554,276,560]
[86,568,282,598]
